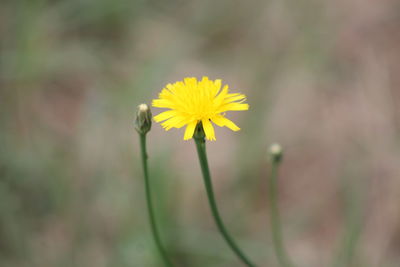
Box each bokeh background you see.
[1,0,400,266]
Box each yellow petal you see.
[224,94,246,103]
[217,103,249,113]
[201,76,209,83]
[153,110,177,122]
[213,79,222,96]
[202,119,216,141]
[162,116,187,130]
[184,121,197,140]
[152,99,173,108]
[211,115,240,131]
[213,85,229,107]
[184,77,197,87]
[211,114,227,127]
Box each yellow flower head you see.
[152,76,249,141]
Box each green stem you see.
[330,172,363,267]
[268,160,293,267]
[194,137,256,267]
[139,134,174,267]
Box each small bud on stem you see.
[269,143,283,163]
[135,104,152,135]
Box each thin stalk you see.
[194,137,256,267]
[139,133,174,267]
[268,160,293,267]
[330,170,364,267]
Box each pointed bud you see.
[135,104,152,135]
[269,143,283,163]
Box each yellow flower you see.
[152,76,249,141]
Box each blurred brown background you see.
[1,0,400,266]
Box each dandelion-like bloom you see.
[152,77,249,141]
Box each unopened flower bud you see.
[135,104,152,135]
[269,143,283,163]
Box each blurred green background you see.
[1,0,400,266]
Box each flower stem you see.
[268,158,293,267]
[139,133,174,267]
[194,136,256,267]
[330,172,363,267]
